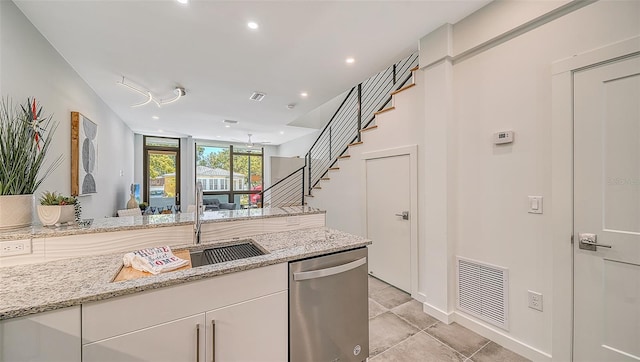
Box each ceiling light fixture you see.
[300,92,308,97]
[247,22,259,30]
[152,116,159,120]
[346,57,355,64]
[280,131,285,135]
[117,76,186,108]
[177,0,188,4]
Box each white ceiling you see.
[15,0,489,145]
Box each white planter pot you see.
[37,205,76,226]
[0,194,34,230]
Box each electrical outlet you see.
[0,239,32,257]
[528,290,543,311]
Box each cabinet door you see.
[206,291,287,362]
[0,306,81,362]
[83,314,205,362]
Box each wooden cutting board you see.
[112,249,192,282]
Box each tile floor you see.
[368,276,531,361]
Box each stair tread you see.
[348,141,364,147]
[329,167,340,171]
[313,186,322,189]
[306,194,314,197]
[391,83,416,96]
[360,125,378,133]
[320,177,330,180]
[338,155,351,159]
[410,65,419,72]
[374,107,395,116]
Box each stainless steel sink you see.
[190,240,266,267]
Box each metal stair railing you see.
[258,52,418,207]
[259,166,305,208]
[306,52,418,194]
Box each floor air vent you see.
[457,257,509,330]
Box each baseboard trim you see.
[422,302,454,324]
[454,311,552,362]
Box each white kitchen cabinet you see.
[81,263,288,362]
[206,291,288,362]
[0,306,81,362]
[82,314,205,362]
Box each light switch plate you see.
[528,196,543,214]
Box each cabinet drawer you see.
[82,263,287,343]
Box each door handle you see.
[211,320,216,362]
[395,211,409,220]
[293,257,367,281]
[196,324,200,362]
[578,233,612,251]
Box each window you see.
[144,136,180,210]
[195,144,263,209]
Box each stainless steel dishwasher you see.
[289,247,369,362]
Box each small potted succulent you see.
[37,191,78,226]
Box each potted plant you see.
[37,191,78,226]
[0,98,62,230]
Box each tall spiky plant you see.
[0,97,63,195]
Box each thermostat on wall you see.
[493,131,514,144]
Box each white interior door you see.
[366,154,411,292]
[574,55,640,362]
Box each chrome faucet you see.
[194,181,203,244]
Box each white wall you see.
[1,0,134,219]
[308,1,640,360]
[276,130,319,158]
[446,1,639,359]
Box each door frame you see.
[361,145,419,298]
[551,35,640,362]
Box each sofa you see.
[203,198,236,211]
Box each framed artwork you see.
[71,112,98,196]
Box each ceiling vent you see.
[457,257,509,330]
[223,119,238,125]
[249,92,266,102]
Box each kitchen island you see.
[0,226,369,361]
[0,206,325,267]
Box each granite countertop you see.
[0,227,370,320]
[199,205,325,223]
[0,213,195,241]
[0,206,325,241]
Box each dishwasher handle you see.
[293,257,367,281]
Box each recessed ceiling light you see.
[225,125,230,128]
[177,0,188,4]
[152,116,159,120]
[300,92,308,97]
[217,135,222,138]
[280,131,284,135]
[247,22,259,30]
[346,57,355,64]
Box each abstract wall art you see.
[71,112,98,195]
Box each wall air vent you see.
[249,92,266,102]
[457,257,509,330]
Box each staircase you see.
[260,52,419,208]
